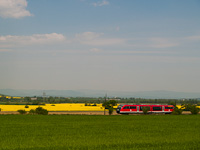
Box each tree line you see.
[0,95,200,106]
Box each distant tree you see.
[32,101,40,105]
[29,109,36,115]
[24,97,31,102]
[172,107,182,115]
[169,101,177,107]
[92,103,97,106]
[189,105,200,115]
[102,100,117,109]
[103,100,117,115]
[35,107,48,115]
[142,106,150,115]
[5,102,10,105]
[17,109,26,115]
[183,104,192,111]
[108,107,114,115]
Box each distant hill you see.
[0,89,200,99]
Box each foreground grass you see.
[0,115,199,150]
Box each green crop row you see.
[0,115,199,150]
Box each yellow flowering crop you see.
[0,103,106,111]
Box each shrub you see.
[17,109,26,115]
[92,103,97,106]
[0,108,1,111]
[183,104,192,111]
[108,106,114,115]
[35,107,48,115]
[142,106,150,115]
[25,105,29,108]
[29,109,36,115]
[172,107,182,115]
[190,105,200,115]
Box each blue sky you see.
[0,0,200,92]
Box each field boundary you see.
[0,111,194,115]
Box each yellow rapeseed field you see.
[0,103,109,111]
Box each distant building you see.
[31,97,37,100]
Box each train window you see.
[165,107,173,109]
[153,107,162,111]
[140,107,143,110]
[123,106,130,109]
[130,106,136,109]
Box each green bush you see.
[190,105,200,115]
[142,106,150,115]
[35,107,48,115]
[29,109,36,115]
[172,107,182,115]
[25,105,29,108]
[92,103,97,106]
[17,109,26,115]
[108,106,114,115]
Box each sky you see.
[0,0,200,93]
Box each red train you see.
[116,104,174,114]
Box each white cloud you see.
[0,33,66,47]
[92,0,109,7]
[185,35,200,41]
[148,38,179,48]
[89,48,102,53]
[0,0,32,18]
[0,49,11,52]
[108,50,176,55]
[75,32,125,46]
[75,32,103,41]
[125,37,179,49]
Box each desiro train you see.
[116,104,174,114]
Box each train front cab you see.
[116,105,123,114]
[117,105,138,114]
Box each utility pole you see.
[43,91,46,102]
[104,93,107,115]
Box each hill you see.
[0,89,200,99]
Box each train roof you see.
[119,104,173,106]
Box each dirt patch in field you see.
[0,111,118,115]
[0,111,195,115]
[48,111,119,115]
[0,111,19,115]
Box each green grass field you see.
[0,115,199,150]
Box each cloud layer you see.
[0,0,32,18]
[1,31,199,53]
[0,33,66,47]
[92,0,109,7]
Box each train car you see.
[116,104,174,114]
